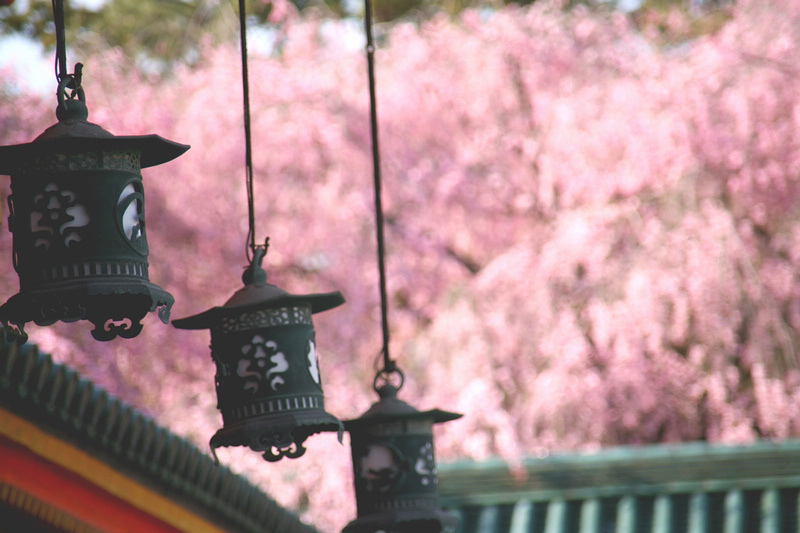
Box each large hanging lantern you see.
[0,70,188,342]
[172,246,345,461]
[344,383,461,533]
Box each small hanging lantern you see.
[172,245,345,461]
[344,379,461,533]
[0,62,188,342]
[171,1,345,463]
[342,0,463,524]
[343,0,465,523]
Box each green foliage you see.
[0,0,274,67]
[0,0,735,70]
[631,0,734,44]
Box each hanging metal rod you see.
[238,0,258,259]
[52,0,68,83]
[364,0,402,389]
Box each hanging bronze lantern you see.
[344,383,462,533]
[342,0,463,525]
[0,75,188,342]
[172,246,345,462]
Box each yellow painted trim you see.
[0,407,226,533]
[0,482,102,533]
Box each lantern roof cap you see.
[0,99,189,173]
[171,258,344,330]
[344,385,462,429]
[223,278,345,312]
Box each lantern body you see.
[344,385,462,533]
[0,100,188,341]
[173,261,345,461]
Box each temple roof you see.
[0,337,317,533]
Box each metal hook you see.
[373,366,405,393]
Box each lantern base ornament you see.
[0,278,173,343]
[211,407,343,462]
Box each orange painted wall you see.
[0,433,180,533]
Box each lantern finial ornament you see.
[173,243,345,461]
[0,6,188,342]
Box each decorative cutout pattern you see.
[359,444,403,494]
[307,340,320,384]
[30,183,90,251]
[16,150,141,174]
[237,335,290,394]
[221,305,312,333]
[415,442,437,486]
[118,183,144,243]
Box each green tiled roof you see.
[439,440,800,533]
[0,337,318,533]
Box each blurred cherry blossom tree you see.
[2,0,800,530]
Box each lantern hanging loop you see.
[373,365,404,393]
[57,68,84,104]
[237,0,258,262]
[242,238,269,286]
[56,66,86,120]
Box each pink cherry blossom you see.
[3,1,800,530]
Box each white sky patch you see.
[0,34,53,96]
[70,0,107,10]
[617,0,643,12]
[0,0,105,94]
[247,26,279,56]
